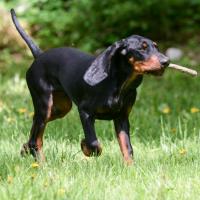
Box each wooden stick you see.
[168,63,198,76]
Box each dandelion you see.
[31,162,39,168]
[0,100,4,112]
[7,176,13,184]
[171,128,176,134]
[159,104,171,114]
[29,112,34,118]
[190,107,199,113]
[18,108,27,114]
[14,165,20,173]
[179,148,187,155]
[5,117,15,123]
[57,188,65,196]
[31,173,37,180]
[162,107,171,114]
[43,181,49,187]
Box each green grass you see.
[0,59,199,200]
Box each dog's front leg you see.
[114,116,133,164]
[79,110,102,156]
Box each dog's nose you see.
[160,56,170,67]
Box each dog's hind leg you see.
[21,88,52,161]
[21,70,72,161]
[21,90,72,161]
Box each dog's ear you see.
[83,40,125,86]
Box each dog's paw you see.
[20,143,37,156]
[20,143,30,157]
[81,139,102,157]
[20,143,45,162]
[124,157,134,166]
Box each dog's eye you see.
[142,42,148,49]
[138,42,148,52]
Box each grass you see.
[0,58,199,200]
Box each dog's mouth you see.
[129,55,166,76]
[144,68,165,76]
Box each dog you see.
[11,9,169,164]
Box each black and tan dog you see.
[11,9,169,163]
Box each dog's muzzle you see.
[157,53,170,68]
[129,54,169,76]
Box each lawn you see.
[0,57,199,200]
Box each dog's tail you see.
[10,8,42,59]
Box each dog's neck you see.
[112,55,143,95]
[107,72,143,110]
[117,72,142,97]
[105,55,143,109]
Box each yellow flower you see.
[162,107,171,114]
[0,100,4,112]
[31,162,39,168]
[7,176,13,184]
[43,181,49,187]
[190,107,199,113]
[29,112,34,118]
[14,165,20,173]
[57,188,65,196]
[18,108,27,114]
[5,117,15,123]
[31,173,37,180]
[171,128,176,134]
[179,148,187,155]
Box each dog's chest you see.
[79,74,142,119]
[93,86,136,119]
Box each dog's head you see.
[84,35,170,86]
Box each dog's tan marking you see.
[28,119,46,161]
[36,134,45,161]
[81,139,102,157]
[117,131,133,164]
[46,94,53,121]
[48,91,72,121]
[129,55,161,74]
